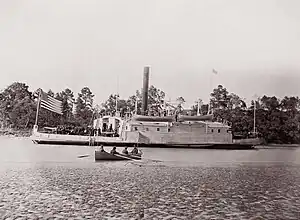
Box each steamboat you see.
[31,67,259,149]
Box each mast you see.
[253,99,256,134]
[253,95,258,134]
[116,75,119,115]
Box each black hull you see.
[33,140,255,150]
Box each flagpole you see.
[34,89,41,125]
[208,69,217,115]
[33,89,41,133]
[207,72,213,115]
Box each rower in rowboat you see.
[110,146,119,155]
[122,147,129,155]
[131,145,139,155]
[96,145,106,152]
[99,145,105,152]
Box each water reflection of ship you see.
[31,66,258,149]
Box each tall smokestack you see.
[141,66,150,115]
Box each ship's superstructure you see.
[92,114,232,146]
[92,66,233,146]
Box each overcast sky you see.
[1,0,300,107]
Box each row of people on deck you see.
[99,145,139,155]
[48,126,119,137]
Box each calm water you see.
[0,136,300,219]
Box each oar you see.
[114,153,132,160]
[121,153,143,161]
[77,154,90,158]
[147,159,162,162]
[139,149,143,155]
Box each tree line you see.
[0,82,300,144]
[0,82,95,130]
[207,85,300,144]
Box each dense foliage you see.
[208,85,300,144]
[0,82,300,144]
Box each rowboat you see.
[95,151,130,160]
[95,151,142,161]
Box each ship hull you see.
[32,135,255,150]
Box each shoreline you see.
[0,129,31,138]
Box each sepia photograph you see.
[0,0,300,219]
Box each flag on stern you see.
[39,89,63,115]
[212,68,218,74]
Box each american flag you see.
[39,89,63,115]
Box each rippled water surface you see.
[0,136,300,219]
